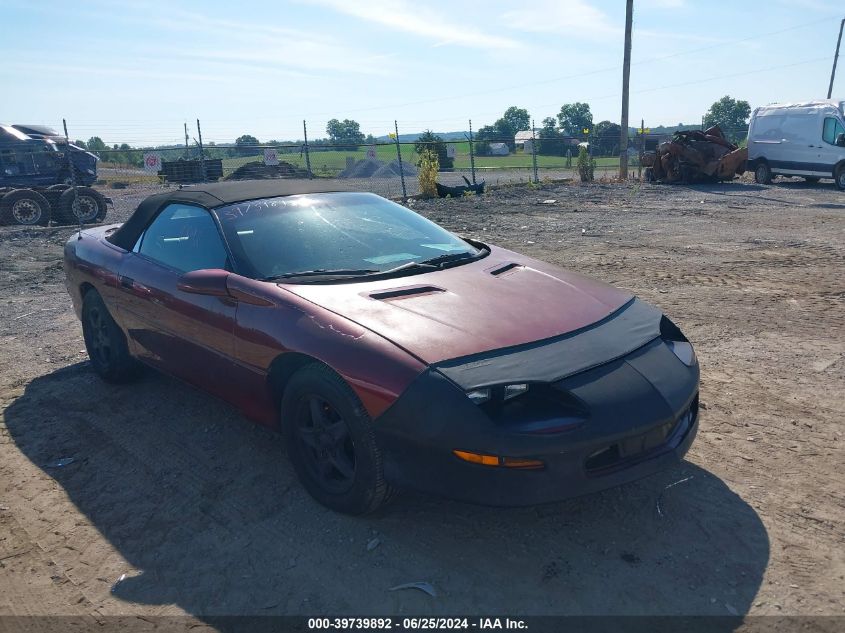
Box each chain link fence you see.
[0,119,750,226]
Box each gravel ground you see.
[0,178,843,629]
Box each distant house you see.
[514,130,537,148]
[488,142,509,156]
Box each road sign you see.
[263,148,279,166]
[446,144,456,159]
[142,153,162,173]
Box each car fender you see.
[228,275,428,425]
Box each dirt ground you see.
[0,177,843,629]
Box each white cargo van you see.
[747,100,845,190]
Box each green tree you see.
[500,107,530,135]
[326,119,365,150]
[234,134,260,157]
[414,130,453,169]
[537,117,562,156]
[473,107,531,154]
[473,124,499,156]
[703,96,751,141]
[557,102,593,137]
[592,120,622,156]
[87,136,107,152]
[73,139,87,149]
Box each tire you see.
[81,290,139,383]
[836,164,845,191]
[803,176,820,184]
[754,162,772,184]
[281,363,393,514]
[57,186,107,224]
[0,189,51,226]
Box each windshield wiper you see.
[379,261,438,275]
[264,268,378,281]
[416,252,478,268]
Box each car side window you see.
[136,204,229,273]
[822,117,845,145]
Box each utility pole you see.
[828,18,844,99]
[619,0,634,180]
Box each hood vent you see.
[369,285,445,301]
[489,262,523,276]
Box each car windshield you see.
[215,192,484,281]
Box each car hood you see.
[280,245,634,365]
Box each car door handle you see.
[119,275,151,296]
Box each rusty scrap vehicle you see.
[642,125,747,184]
[64,180,700,514]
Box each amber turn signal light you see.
[453,450,544,470]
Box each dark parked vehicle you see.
[64,180,699,514]
[0,124,106,226]
[6,124,98,186]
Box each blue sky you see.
[1,0,843,145]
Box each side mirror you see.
[177,269,231,297]
[836,133,845,147]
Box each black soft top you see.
[107,179,354,251]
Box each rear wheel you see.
[81,290,139,383]
[57,186,107,224]
[281,363,393,514]
[754,162,772,184]
[0,189,51,226]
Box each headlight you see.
[466,383,530,405]
[667,340,696,366]
[503,383,529,400]
[660,315,697,366]
[466,388,492,404]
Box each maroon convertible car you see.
[64,180,699,514]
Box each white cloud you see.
[501,0,618,40]
[305,0,521,50]
[81,1,406,78]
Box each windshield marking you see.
[363,253,420,265]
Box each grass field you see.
[220,141,618,176]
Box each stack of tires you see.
[0,185,108,226]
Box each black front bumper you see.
[374,336,700,506]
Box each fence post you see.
[531,119,539,184]
[302,120,313,179]
[394,120,407,201]
[639,118,644,181]
[62,118,80,232]
[468,119,476,185]
[196,118,207,183]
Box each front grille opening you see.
[585,445,621,471]
[584,394,697,475]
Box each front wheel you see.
[836,164,845,191]
[81,290,139,383]
[754,162,772,184]
[281,363,393,514]
[0,189,51,226]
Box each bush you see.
[577,146,595,182]
[414,131,453,169]
[418,149,439,198]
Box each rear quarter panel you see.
[64,225,127,323]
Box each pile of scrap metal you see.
[435,176,485,197]
[641,125,748,183]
